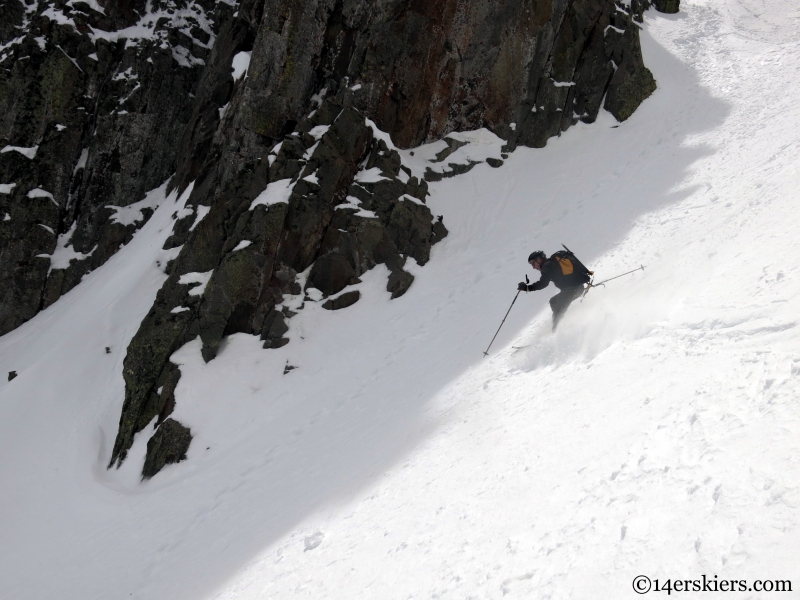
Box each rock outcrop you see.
[0,0,675,475]
[0,0,238,335]
[109,88,444,466]
[653,0,680,14]
[141,418,192,479]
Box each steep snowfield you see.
[2,1,799,598]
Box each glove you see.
[517,282,529,292]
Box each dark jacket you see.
[528,254,590,291]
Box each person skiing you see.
[518,248,592,331]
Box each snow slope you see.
[1,1,799,598]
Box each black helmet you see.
[528,250,546,263]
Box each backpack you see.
[552,245,593,282]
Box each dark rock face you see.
[141,418,192,479]
[0,0,666,476]
[602,7,658,122]
[653,0,680,14]
[109,90,443,467]
[212,0,660,155]
[0,0,242,335]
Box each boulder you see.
[260,309,290,349]
[322,290,361,311]
[141,419,192,480]
[653,0,680,14]
[387,269,415,299]
[307,252,359,297]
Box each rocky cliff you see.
[0,0,235,335]
[0,0,676,477]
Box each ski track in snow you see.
[1,1,800,598]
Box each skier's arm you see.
[528,261,554,291]
[528,275,550,291]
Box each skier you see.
[518,249,592,331]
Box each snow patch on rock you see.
[250,179,294,210]
[178,271,213,297]
[231,51,251,82]
[2,145,38,159]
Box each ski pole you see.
[583,265,645,297]
[483,275,528,357]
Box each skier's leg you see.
[550,286,584,331]
[549,292,566,331]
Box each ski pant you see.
[549,285,585,331]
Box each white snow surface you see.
[249,178,294,210]
[354,166,389,183]
[335,195,379,219]
[179,270,214,297]
[107,179,174,226]
[2,144,39,159]
[189,203,211,232]
[41,6,77,29]
[38,222,96,271]
[1,2,800,599]
[231,51,251,82]
[26,187,57,206]
[73,148,89,174]
[398,128,505,180]
[308,124,330,140]
[66,0,105,14]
